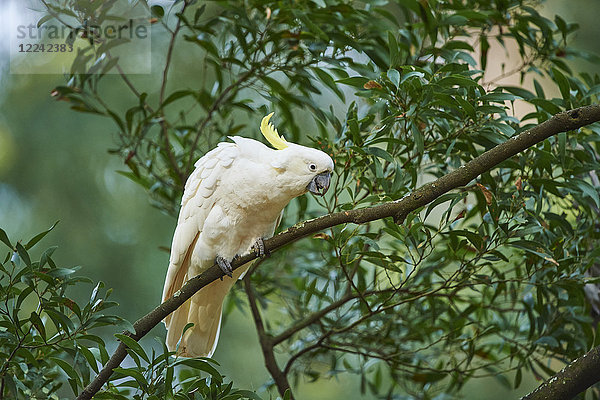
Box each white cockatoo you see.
[162,113,334,357]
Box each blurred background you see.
[0,1,599,398]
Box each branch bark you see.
[243,274,293,399]
[76,104,600,400]
[521,346,600,400]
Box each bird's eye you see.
[309,163,317,171]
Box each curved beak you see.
[307,171,331,196]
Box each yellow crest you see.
[260,112,288,150]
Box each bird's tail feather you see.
[165,266,247,358]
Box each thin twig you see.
[157,1,190,184]
[272,293,357,345]
[185,67,258,175]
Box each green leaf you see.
[509,240,556,265]
[261,76,287,95]
[29,311,46,339]
[558,131,566,165]
[100,56,120,76]
[0,228,12,249]
[233,390,264,400]
[533,79,546,98]
[181,322,195,339]
[336,76,369,88]
[16,286,33,309]
[184,35,220,57]
[312,68,345,101]
[388,31,399,67]
[80,334,109,364]
[194,4,206,23]
[78,343,99,374]
[411,124,424,155]
[45,309,76,332]
[113,367,147,389]
[107,109,125,132]
[502,86,535,100]
[175,358,223,382]
[552,67,571,106]
[530,99,561,115]
[25,221,58,250]
[480,92,520,102]
[443,14,468,25]
[437,75,479,88]
[283,389,293,400]
[37,14,54,28]
[15,242,31,266]
[162,90,195,108]
[535,336,559,348]
[425,192,466,220]
[90,281,103,303]
[47,267,78,278]
[454,96,475,118]
[114,333,149,363]
[52,357,81,388]
[387,69,400,87]
[401,71,425,84]
[2,375,17,399]
[572,179,600,208]
[365,147,395,163]
[297,12,328,41]
[452,229,483,250]
[555,15,568,41]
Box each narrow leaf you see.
[25,221,59,250]
[115,333,149,363]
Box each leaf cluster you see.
[0,226,259,399]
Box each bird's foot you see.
[216,255,233,278]
[251,237,269,258]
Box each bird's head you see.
[261,113,334,197]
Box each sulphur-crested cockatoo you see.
[162,113,334,357]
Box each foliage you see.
[21,0,600,398]
[0,227,259,399]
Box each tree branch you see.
[243,273,293,398]
[76,104,600,400]
[521,345,600,400]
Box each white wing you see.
[162,142,238,323]
[162,138,285,357]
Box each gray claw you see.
[216,256,233,278]
[252,237,268,258]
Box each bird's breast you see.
[196,200,285,262]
